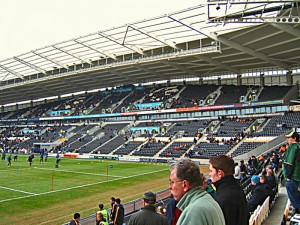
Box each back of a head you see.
[99,203,104,210]
[143,191,156,205]
[209,155,234,176]
[115,198,121,204]
[170,158,202,188]
[74,212,80,220]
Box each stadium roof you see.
[0,1,300,105]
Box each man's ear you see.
[183,180,190,192]
[218,169,224,178]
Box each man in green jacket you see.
[284,130,300,214]
[169,158,225,225]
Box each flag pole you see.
[52,168,54,191]
[106,164,108,181]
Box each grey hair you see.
[170,158,202,188]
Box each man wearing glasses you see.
[169,158,225,225]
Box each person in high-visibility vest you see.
[97,204,109,223]
[96,212,108,225]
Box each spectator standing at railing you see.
[69,212,80,225]
[283,130,300,215]
[128,192,168,225]
[97,204,109,222]
[96,212,108,225]
[109,197,116,223]
[209,155,248,225]
[113,198,124,225]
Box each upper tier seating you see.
[175,84,218,108]
[258,85,293,101]
[215,85,248,105]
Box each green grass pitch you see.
[0,155,170,224]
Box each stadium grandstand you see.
[1,1,300,224]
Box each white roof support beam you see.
[136,65,162,77]
[0,64,24,80]
[161,60,198,77]
[13,57,47,75]
[108,69,139,83]
[167,15,210,38]
[194,55,241,74]
[168,15,290,69]
[127,25,179,50]
[31,51,69,70]
[0,73,10,82]
[73,39,117,60]
[98,31,144,55]
[271,23,300,37]
[52,46,92,65]
[209,33,290,69]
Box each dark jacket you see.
[128,205,168,225]
[247,184,268,213]
[166,198,178,225]
[114,204,124,225]
[214,175,249,225]
[267,175,277,189]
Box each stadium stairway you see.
[264,186,289,225]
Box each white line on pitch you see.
[0,168,168,203]
[34,167,124,178]
[0,185,35,195]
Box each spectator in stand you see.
[247,175,268,213]
[279,144,287,153]
[128,192,168,225]
[97,204,108,222]
[96,212,108,225]
[69,212,80,225]
[165,197,180,225]
[234,162,241,182]
[265,165,277,190]
[157,206,165,216]
[240,160,247,181]
[109,197,116,223]
[209,155,248,225]
[270,151,279,171]
[283,130,300,215]
[113,198,124,225]
[250,155,258,169]
[169,158,225,225]
[259,174,275,202]
[202,174,216,199]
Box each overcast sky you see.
[0,0,201,60]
